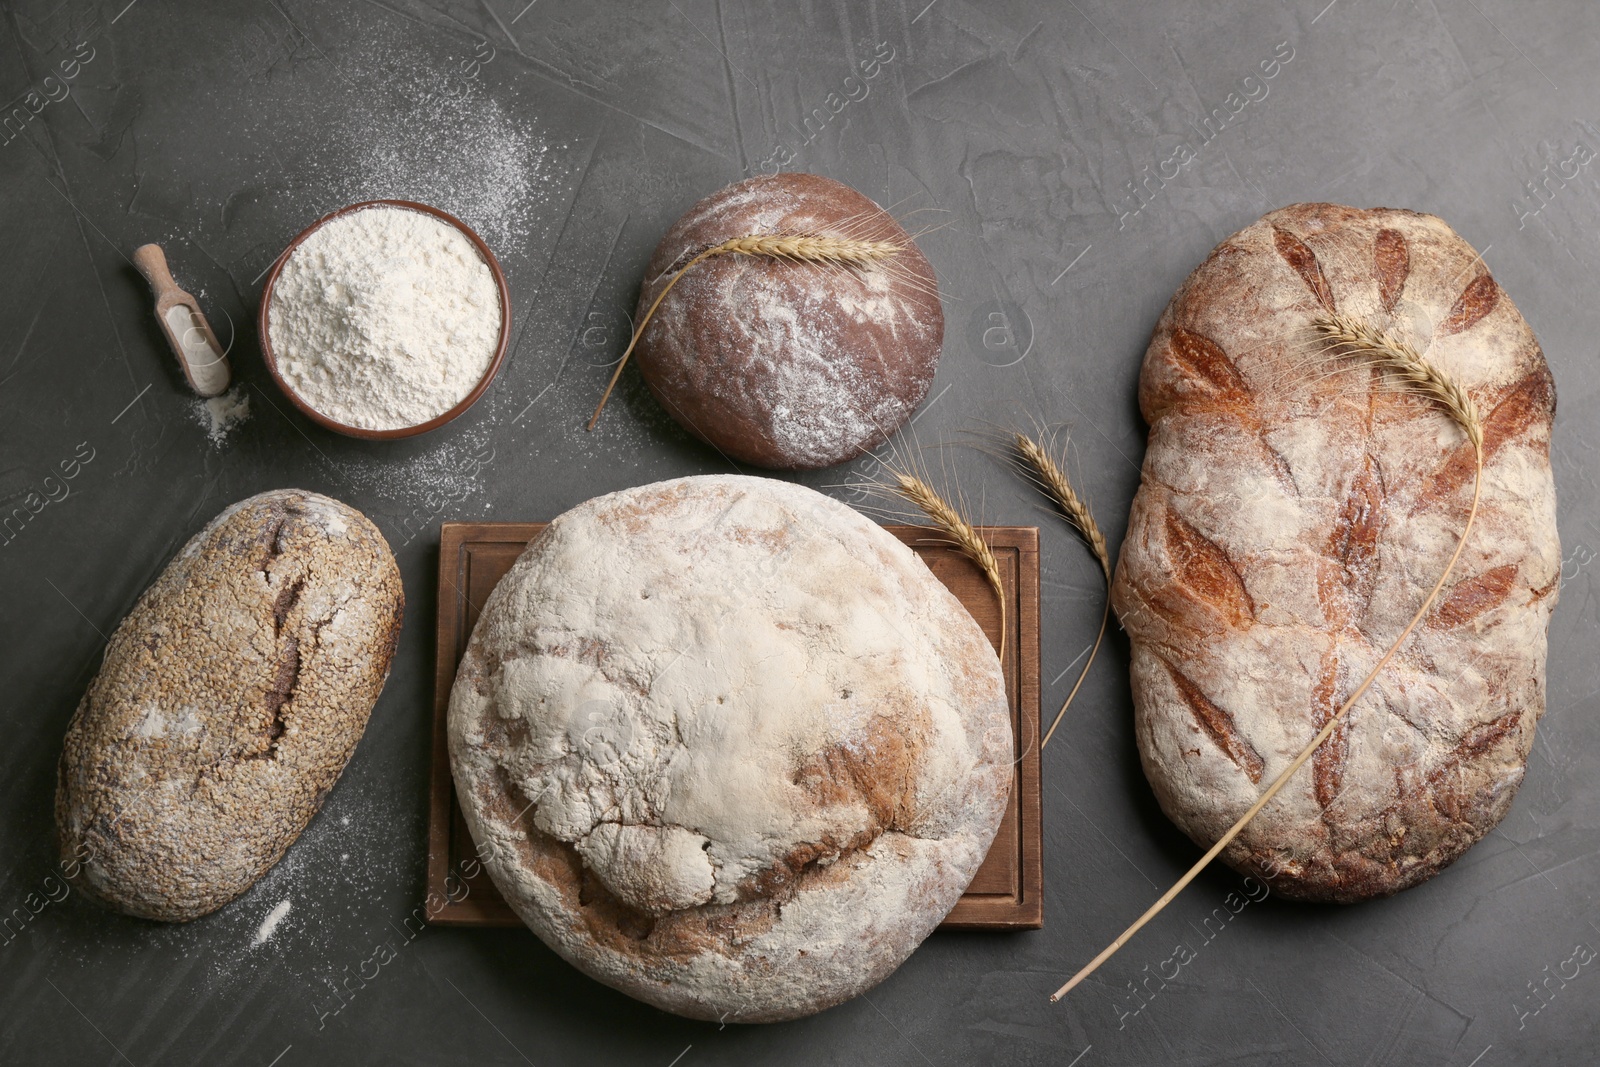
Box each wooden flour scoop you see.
[132,243,231,397]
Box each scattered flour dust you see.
[267,205,502,431]
[48,777,411,998]
[192,386,250,445]
[332,422,497,519]
[252,898,292,947]
[268,20,560,253]
[343,100,553,253]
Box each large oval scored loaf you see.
[55,490,403,921]
[448,475,1011,1022]
[1112,203,1559,902]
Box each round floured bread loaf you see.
[1112,204,1559,902]
[632,173,943,470]
[448,475,1011,1021]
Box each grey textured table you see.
[2,1,1597,1064]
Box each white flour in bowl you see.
[267,205,502,431]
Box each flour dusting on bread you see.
[449,475,1011,1021]
[1113,204,1558,902]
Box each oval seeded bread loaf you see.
[1112,204,1558,902]
[56,489,403,921]
[448,475,1011,1022]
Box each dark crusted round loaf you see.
[55,489,403,922]
[632,173,943,470]
[1112,204,1559,902]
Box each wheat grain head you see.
[887,469,1004,607]
[1011,431,1110,581]
[588,231,906,429]
[1310,313,1484,451]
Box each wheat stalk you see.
[875,464,1007,667]
[724,233,902,266]
[586,232,902,429]
[1011,431,1111,748]
[1013,432,1110,580]
[1051,318,1486,1004]
[1310,313,1484,450]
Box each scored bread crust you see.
[448,475,1011,1022]
[1111,204,1559,902]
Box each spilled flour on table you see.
[341,98,554,252]
[330,422,501,546]
[192,387,250,446]
[252,899,292,947]
[263,20,561,253]
[46,774,415,1002]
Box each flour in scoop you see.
[268,205,501,431]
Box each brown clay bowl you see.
[256,199,511,440]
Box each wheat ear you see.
[1011,432,1111,748]
[880,466,1007,667]
[1309,313,1484,449]
[1051,318,1485,1003]
[586,233,902,429]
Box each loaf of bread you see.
[449,475,1011,1021]
[1112,204,1558,902]
[56,490,403,921]
[633,173,943,470]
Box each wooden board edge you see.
[1017,526,1044,929]
[425,524,469,911]
[430,896,521,927]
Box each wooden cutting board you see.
[427,521,1043,930]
